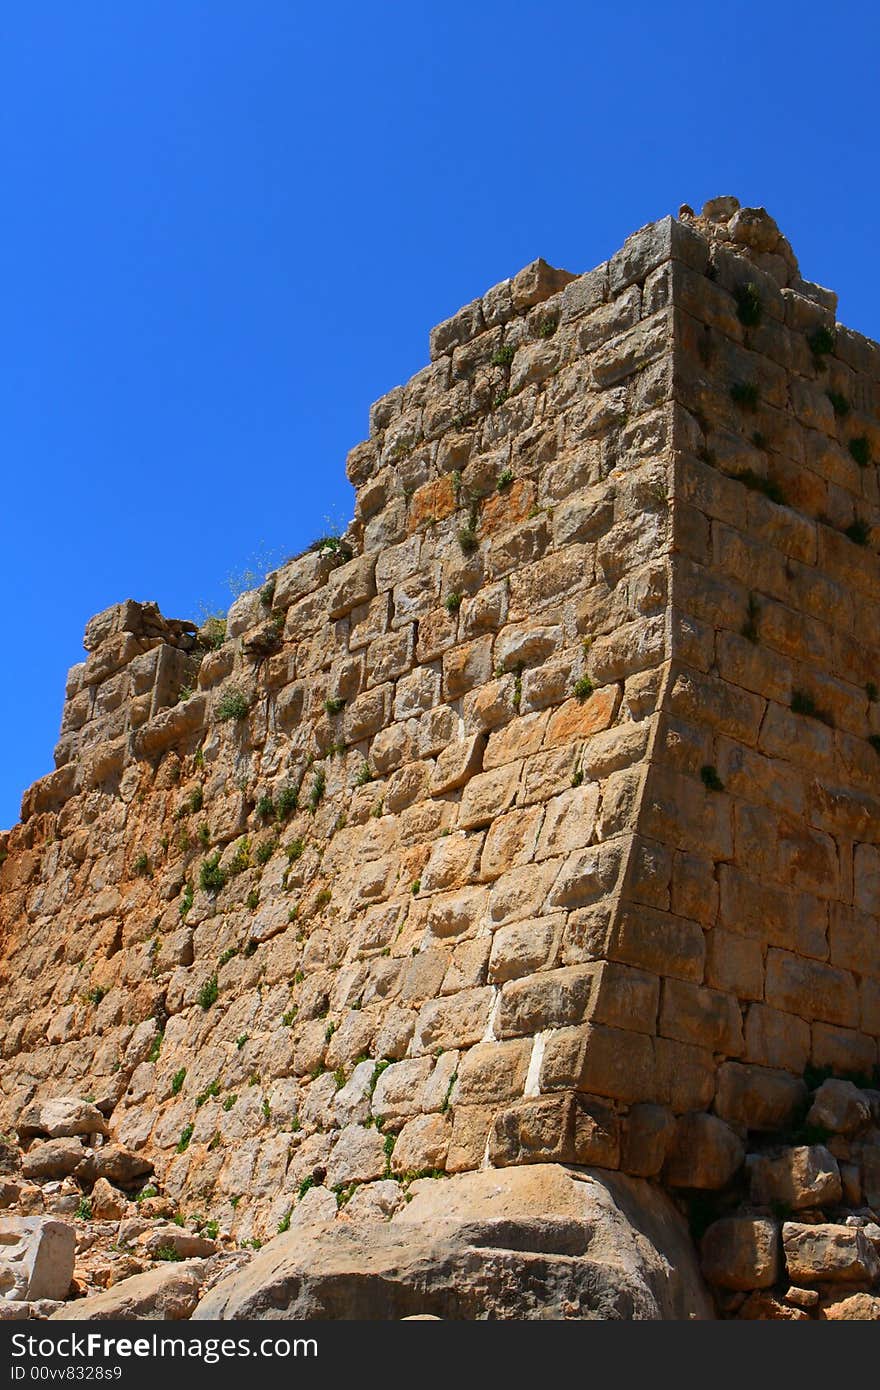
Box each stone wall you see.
[0,197,877,1241]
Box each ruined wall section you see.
[0,227,681,1237]
[604,207,880,1139]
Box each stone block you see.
[0,1218,75,1302]
[700,1218,779,1291]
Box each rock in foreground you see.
[194,1165,712,1320]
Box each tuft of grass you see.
[236,1034,248,1049]
[741,593,760,644]
[791,689,834,727]
[324,696,345,716]
[133,852,150,877]
[222,1093,237,1111]
[199,853,226,894]
[246,889,260,911]
[733,468,786,506]
[75,1196,93,1220]
[195,1079,221,1108]
[201,617,227,651]
[228,839,251,875]
[197,974,219,1010]
[354,763,374,786]
[845,517,871,546]
[827,390,850,417]
[176,1124,194,1154]
[491,343,515,367]
[307,769,326,814]
[411,879,421,895]
[537,315,558,339]
[286,838,305,863]
[457,524,479,555]
[445,591,463,615]
[734,282,762,327]
[700,765,724,793]
[496,468,514,492]
[808,325,835,358]
[255,838,277,866]
[86,986,106,1006]
[730,381,759,410]
[171,1067,186,1096]
[278,1208,292,1233]
[573,675,594,703]
[218,947,237,968]
[198,823,211,848]
[849,436,871,467]
[256,794,275,821]
[276,784,299,819]
[148,1032,163,1063]
[217,688,250,722]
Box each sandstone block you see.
[621,1104,675,1178]
[782,1222,880,1284]
[663,1113,744,1190]
[700,1218,779,1290]
[748,1145,842,1211]
[807,1079,871,1136]
[714,1063,807,1132]
[0,1217,75,1302]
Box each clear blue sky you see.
[2,1,879,829]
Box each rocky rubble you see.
[688,1078,880,1319]
[0,1097,248,1319]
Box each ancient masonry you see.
[2,196,879,1245]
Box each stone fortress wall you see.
[1,196,879,1242]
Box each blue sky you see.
[2,1,879,829]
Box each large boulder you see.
[194,1165,713,1321]
[0,1217,76,1301]
[50,1261,208,1321]
[18,1099,107,1142]
[21,1139,84,1181]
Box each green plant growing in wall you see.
[171,1067,186,1096]
[845,517,871,546]
[849,436,871,467]
[256,794,275,821]
[730,381,759,410]
[324,696,345,716]
[741,593,760,644]
[732,468,786,506]
[307,769,326,814]
[133,853,150,877]
[491,343,515,367]
[573,675,594,703]
[457,523,479,554]
[197,974,219,1010]
[176,1124,194,1154]
[734,282,762,327]
[217,687,250,721]
[445,591,463,614]
[201,617,227,651]
[496,468,514,492]
[199,853,226,894]
[808,325,835,358]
